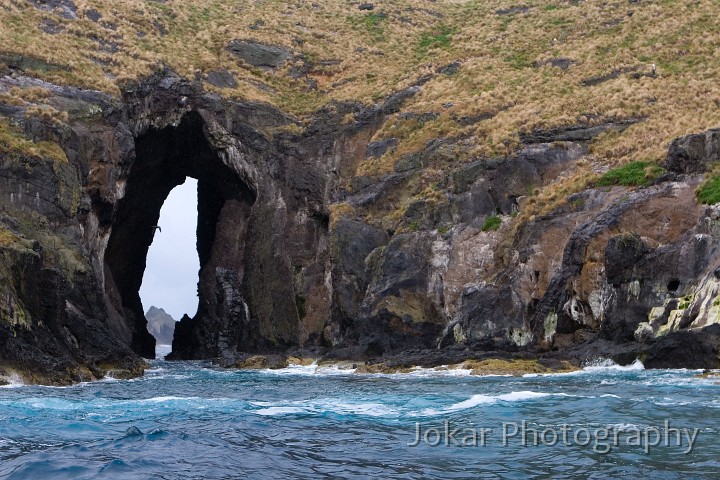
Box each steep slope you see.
[0,0,719,382]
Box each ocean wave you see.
[526,358,646,378]
[140,374,192,381]
[652,400,693,406]
[331,402,398,417]
[0,395,245,414]
[582,358,645,371]
[254,406,308,416]
[249,399,400,418]
[0,397,83,410]
[419,391,576,416]
[497,391,565,401]
[444,394,496,411]
[0,374,26,388]
[138,396,202,403]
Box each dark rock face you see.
[366,138,397,158]
[327,219,389,350]
[520,118,642,144]
[85,8,102,22]
[663,128,720,174]
[226,40,291,68]
[535,58,575,70]
[581,66,639,87]
[642,325,720,369]
[27,0,77,20]
[38,19,64,35]
[382,86,421,114]
[206,70,237,89]
[2,68,720,383]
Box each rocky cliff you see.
[0,64,719,383]
[145,306,175,346]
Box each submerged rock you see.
[125,426,144,436]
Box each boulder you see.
[227,40,290,68]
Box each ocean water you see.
[0,347,719,479]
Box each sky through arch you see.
[140,178,200,320]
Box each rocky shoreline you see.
[0,66,719,385]
[218,322,720,377]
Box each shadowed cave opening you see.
[104,112,256,359]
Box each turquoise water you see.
[1,348,719,479]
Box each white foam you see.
[582,358,645,371]
[144,367,166,373]
[448,394,497,410]
[515,358,646,379]
[6,397,82,410]
[140,374,191,381]
[250,399,400,417]
[313,365,357,376]
[140,396,201,403]
[254,406,307,416]
[583,358,618,368]
[258,363,320,375]
[0,373,25,388]
[390,366,474,377]
[330,401,398,417]
[496,391,557,401]
[253,362,363,377]
[653,401,691,406]
[253,363,477,378]
[419,391,574,416]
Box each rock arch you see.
[103,111,256,358]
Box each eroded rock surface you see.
[226,40,291,68]
[1,68,720,383]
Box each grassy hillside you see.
[1,0,719,198]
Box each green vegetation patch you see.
[349,12,387,38]
[697,175,720,205]
[595,161,664,188]
[482,215,501,232]
[418,25,456,54]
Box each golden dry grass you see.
[1,0,719,214]
[0,118,68,163]
[328,202,356,228]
